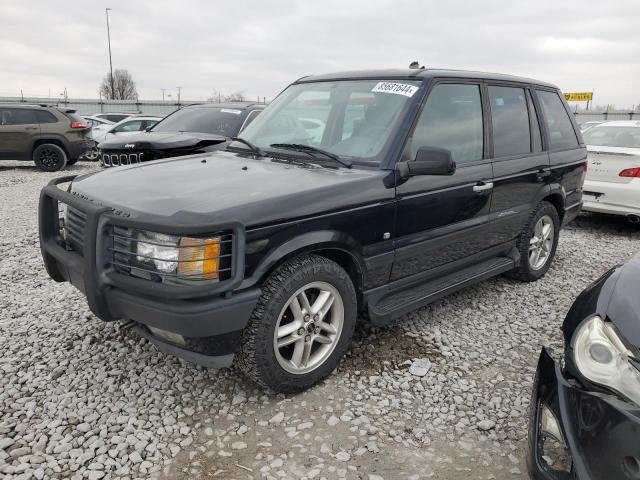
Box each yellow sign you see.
[564,92,593,102]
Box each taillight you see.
[71,121,88,129]
[619,167,640,178]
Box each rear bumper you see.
[528,348,640,480]
[39,176,257,366]
[582,179,640,216]
[66,139,92,160]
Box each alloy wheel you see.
[273,281,344,374]
[39,148,60,169]
[529,215,555,270]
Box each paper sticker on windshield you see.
[221,108,242,115]
[371,82,419,97]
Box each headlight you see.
[573,315,640,405]
[135,231,221,281]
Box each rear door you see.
[0,108,39,159]
[487,84,549,245]
[392,81,494,281]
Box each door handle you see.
[536,170,551,181]
[473,182,494,193]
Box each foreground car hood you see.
[71,151,391,227]
[563,254,640,348]
[97,131,227,150]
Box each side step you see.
[368,256,515,325]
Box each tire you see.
[66,158,78,166]
[237,254,357,393]
[33,144,67,172]
[507,201,560,282]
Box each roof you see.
[591,120,640,128]
[183,102,266,110]
[296,68,557,89]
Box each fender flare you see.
[241,230,366,289]
[31,134,72,156]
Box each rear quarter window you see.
[536,90,579,149]
[35,110,59,123]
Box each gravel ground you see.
[1,160,639,480]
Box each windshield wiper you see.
[270,143,352,168]
[230,137,265,156]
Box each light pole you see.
[105,8,115,99]
[176,87,182,107]
[161,88,165,102]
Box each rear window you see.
[152,107,245,137]
[583,126,640,148]
[62,111,87,124]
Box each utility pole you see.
[161,88,165,102]
[105,8,115,100]
[176,87,181,107]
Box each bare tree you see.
[207,90,246,103]
[99,69,138,100]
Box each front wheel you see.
[507,201,560,282]
[237,255,357,393]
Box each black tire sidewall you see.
[33,144,67,172]
[242,256,357,393]
[520,202,560,281]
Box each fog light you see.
[540,404,565,446]
[148,326,186,346]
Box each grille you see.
[60,206,86,253]
[101,151,145,167]
[109,226,234,284]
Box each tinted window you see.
[411,83,483,163]
[526,91,542,152]
[35,110,58,123]
[489,86,530,157]
[537,90,579,149]
[152,107,245,137]
[0,108,38,125]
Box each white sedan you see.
[92,116,162,143]
[582,121,640,222]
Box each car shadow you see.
[568,212,640,237]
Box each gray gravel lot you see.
[1,160,639,480]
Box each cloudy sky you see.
[1,0,638,107]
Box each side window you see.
[488,86,530,157]
[1,108,38,125]
[526,90,542,152]
[113,120,143,133]
[536,90,579,149]
[35,110,59,124]
[239,110,261,133]
[411,83,483,164]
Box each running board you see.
[368,256,515,325]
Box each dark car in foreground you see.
[0,104,91,171]
[529,255,640,480]
[39,69,586,392]
[98,102,264,167]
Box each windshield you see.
[236,79,422,164]
[151,107,245,136]
[583,126,640,148]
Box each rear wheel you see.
[507,201,560,282]
[33,144,67,172]
[237,255,357,393]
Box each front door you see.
[0,108,39,159]
[392,82,494,282]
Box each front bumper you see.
[39,176,259,366]
[529,348,640,480]
[582,179,640,217]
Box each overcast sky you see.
[1,0,638,107]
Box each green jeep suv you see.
[0,104,92,171]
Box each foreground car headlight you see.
[135,231,220,280]
[573,315,640,405]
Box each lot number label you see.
[372,82,419,97]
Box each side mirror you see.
[397,147,456,178]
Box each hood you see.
[97,131,227,150]
[563,254,640,348]
[71,150,391,227]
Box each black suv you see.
[39,69,586,392]
[98,102,264,167]
[0,104,91,171]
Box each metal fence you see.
[573,110,640,124]
[0,97,241,117]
